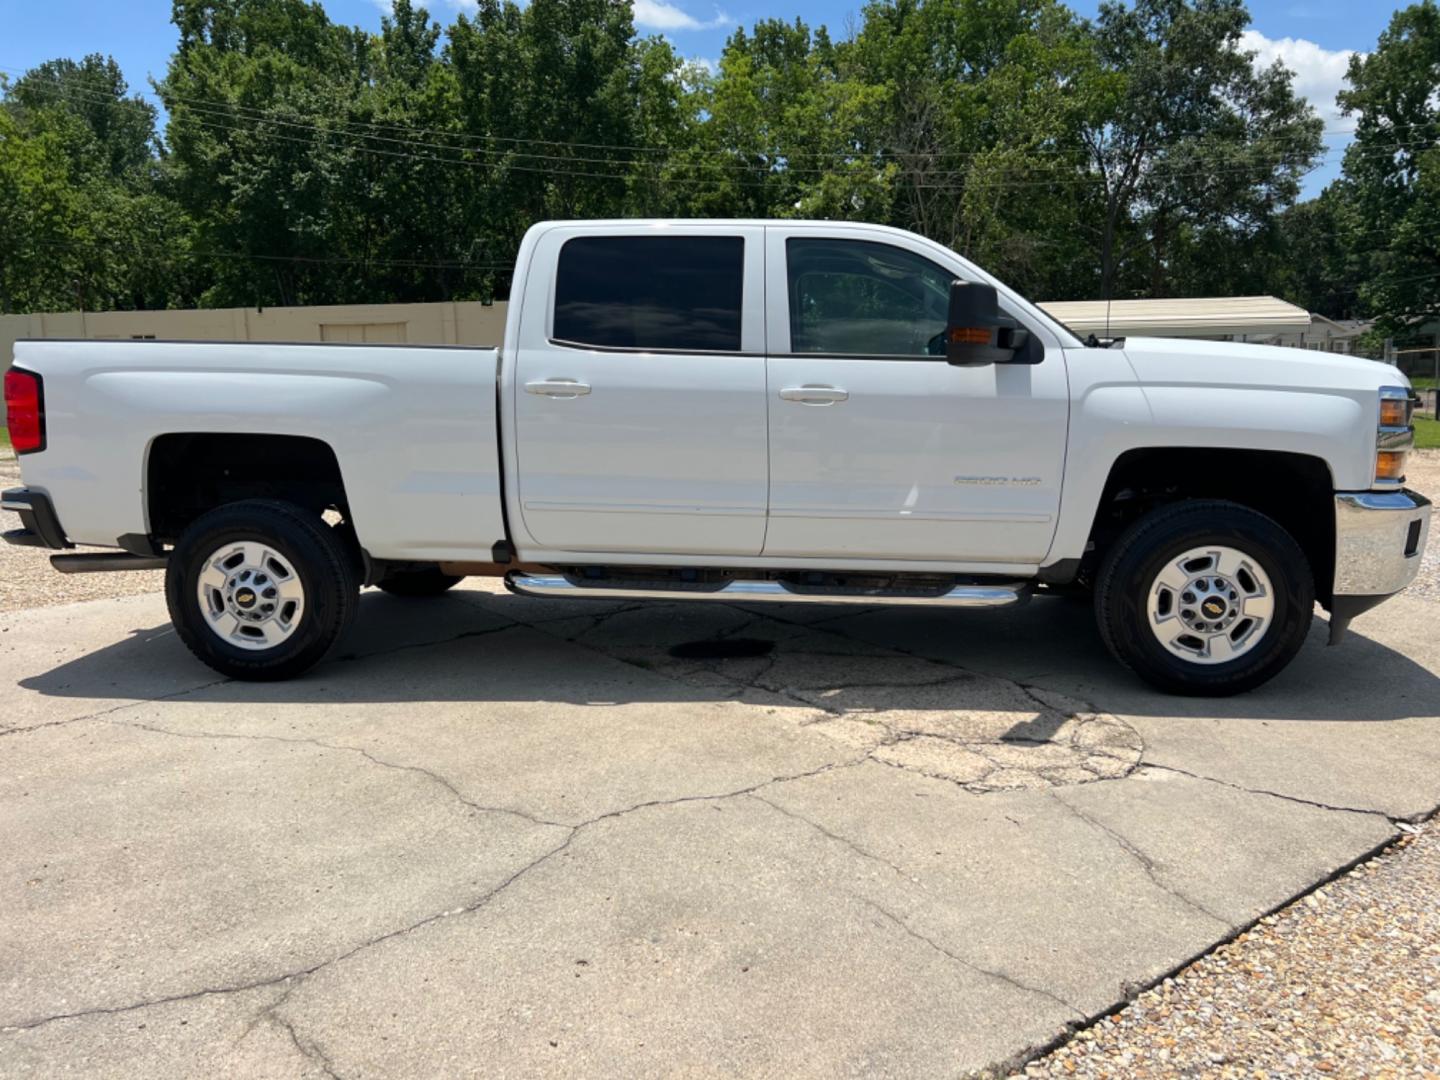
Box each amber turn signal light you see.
[1379,397,1410,427]
[1375,450,1408,483]
[949,327,991,345]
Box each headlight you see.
[1375,386,1415,488]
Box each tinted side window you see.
[554,236,744,351]
[786,238,953,357]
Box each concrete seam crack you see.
[3,829,580,1033]
[572,752,873,830]
[1048,790,1233,929]
[109,717,572,830]
[273,1010,344,1079]
[748,792,913,882]
[0,676,231,739]
[860,899,1086,1021]
[5,972,317,1034]
[1140,761,1397,820]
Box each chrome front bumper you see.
[1333,489,1431,597]
[1327,489,1431,642]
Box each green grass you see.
[0,427,10,456]
[1414,414,1440,450]
[1411,375,1438,391]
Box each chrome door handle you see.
[779,385,848,405]
[525,378,591,398]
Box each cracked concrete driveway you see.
[2,581,1437,1078]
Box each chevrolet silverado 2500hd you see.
[3,220,1431,694]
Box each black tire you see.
[166,499,359,681]
[375,568,464,597]
[1094,500,1314,696]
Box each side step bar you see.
[504,573,1029,608]
[51,553,167,574]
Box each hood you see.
[1114,337,1406,395]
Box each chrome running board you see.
[504,573,1029,608]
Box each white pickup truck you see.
[3,220,1430,694]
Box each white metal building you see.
[1037,295,1314,345]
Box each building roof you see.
[1036,295,1312,339]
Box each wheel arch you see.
[145,432,353,546]
[1082,447,1336,604]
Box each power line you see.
[11,77,1381,193]
[146,74,1391,162]
[24,236,515,273]
[6,61,1432,175]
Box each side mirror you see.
[945,281,1029,366]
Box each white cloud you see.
[1240,29,1359,133]
[633,0,729,32]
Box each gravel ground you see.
[1020,822,1440,1080]
[0,457,164,611]
[1400,450,1440,603]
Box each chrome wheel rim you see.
[1146,545,1275,665]
[196,541,305,651]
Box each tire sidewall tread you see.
[1094,499,1314,697]
[166,499,359,681]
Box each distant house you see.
[1269,314,1374,355]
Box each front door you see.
[511,224,769,556]
[762,228,1069,564]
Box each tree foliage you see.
[1336,0,1440,336]
[0,55,197,312]
[0,0,1427,331]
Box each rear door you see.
[511,224,769,556]
[761,226,1069,564]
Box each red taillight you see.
[4,368,45,454]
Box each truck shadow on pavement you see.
[17,588,1440,729]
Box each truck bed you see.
[12,339,505,561]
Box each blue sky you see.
[0,0,1410,196]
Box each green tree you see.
[7,56,160,180]
[848,0,1068,251]
[1230,189,1359,318]
[686,19,891,221]
[1,55,196,312]
[161,0,380,305]
[0,108,86,312]
[1337,0,1440,335]
[1080,0,1322,299]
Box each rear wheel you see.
[375,567,464,597]
[1095,500,1314,696]
[167,499,359,681]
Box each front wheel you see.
[166,499,359,681]
[1094,500,1314,696]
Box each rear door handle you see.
[779,385,848,405]
[525,378,591,398]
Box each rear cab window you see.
[553,235,745,352]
